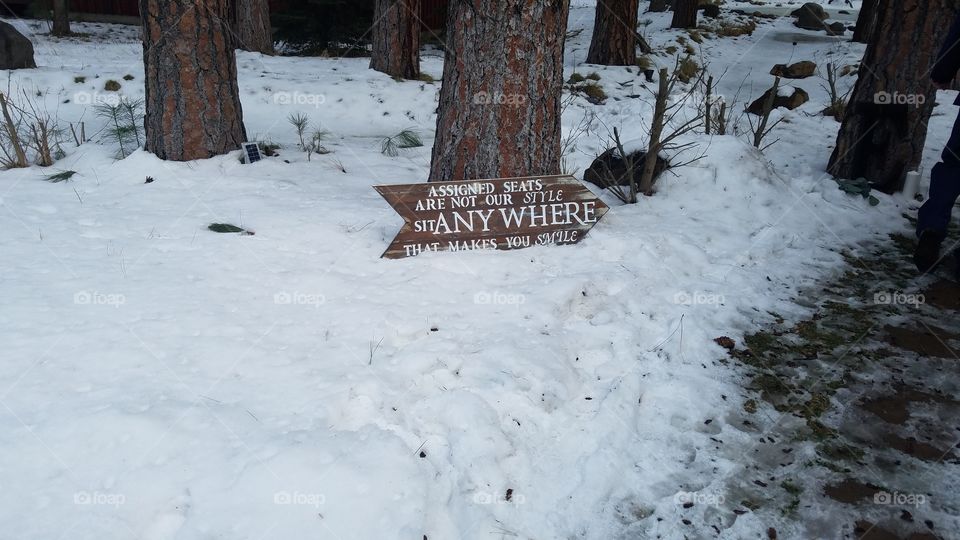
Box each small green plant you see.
[417,72,436,83]
[380,128,423,157]
[287,113,331,160]
[43,169,77,183]
[74,76,86,84]
[836,177,880,206]
[122,74,135,81]
[580,83,607,103]
[586,72,601,81]
[288,112,310,149]
[677,55,701,84]
[104,80,121,91]
[94,97,144,159]
[567,72,586,84]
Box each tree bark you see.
[140,0,247,161]
[428,0,569,182]
[52,0,70,36]
[648,0,668,12]
[231,0,274,55]
[370,0,421,79]
[587,0,640,65]
[670,0,698,28]
[852,0,878,43]
[828,0,956,194]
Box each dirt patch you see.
[854,520,941,540]
[860,385,959,425]
[823,478,881,504]
[923,279,960,311]
[883,434,957,463]
[883,325,959,359]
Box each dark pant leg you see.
[918,110,960,236]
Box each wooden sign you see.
[375,175,609,259]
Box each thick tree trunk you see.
[231,0,274,55]
[370,0,421,79]
[52,0,70,36]
[852,0,878,43]
[648,0,668,12]
[587,0,640,65]
[140,0,247,161]
[670,0,698,28]
[428,0,569,182]
[828,0,955,194]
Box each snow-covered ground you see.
[1,4,955,539]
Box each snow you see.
[0,5,951,540]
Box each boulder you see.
[583,147,669,189]
[791,2,828,30]
[699,4,721,18]
[0,21,36,70]
[748,86,810,115]
[790,2,828,19]
[770,60,817,79]
[826,21,846,36]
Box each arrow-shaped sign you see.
[375,175,609,259]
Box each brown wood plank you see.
[375,175,609,259]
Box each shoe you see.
[914,230,945,273]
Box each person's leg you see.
[918,112,960,236]
[916,111,960,271]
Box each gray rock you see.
[700,4,721,18]
[748,86,810,115]
[0,21,36,70]
[583,147,669,189]
[770,60,817,79]
[792,2,829,31]
[827,21,846,36]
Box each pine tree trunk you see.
[648,0,668,13]
[428,0,569,182]
[370,0,421,79]
[670,0,698,28]
[587,0,640,65]
[828,0,956,194]
[232,0,274,55]
[52,0,70,36]
[140,0,247,161]
[852,0,878,43]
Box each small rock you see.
[770,61,817,79]
[748,86,810,115]
[714,336,736,350]
[827,21,846,36]
[583,147,669,189]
